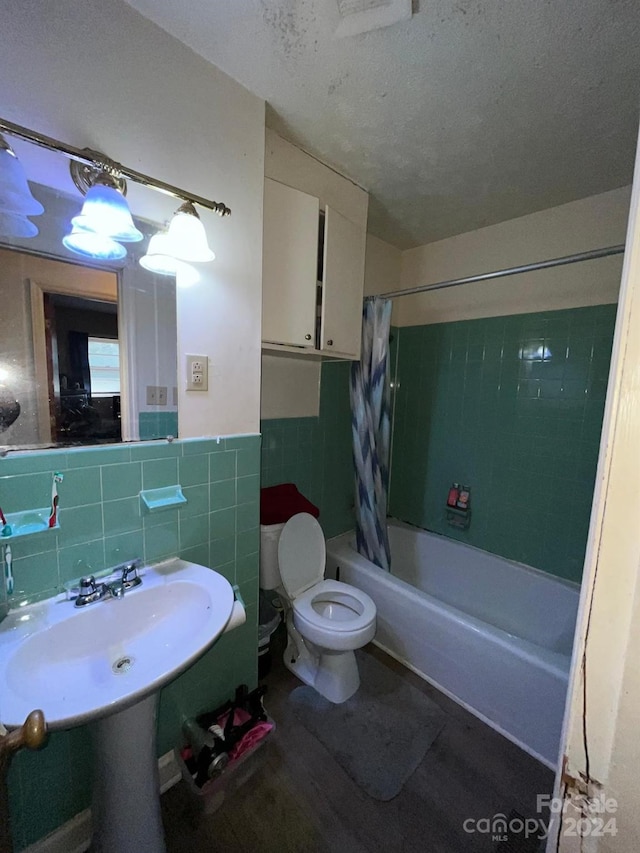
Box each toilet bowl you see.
[262,512,376,704]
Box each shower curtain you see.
[350,296,392,571]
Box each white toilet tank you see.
[259,522,286,590]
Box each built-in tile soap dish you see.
[140,486,187,514]
[0,508,59,540]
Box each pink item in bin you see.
[215,707,274,761]
[230,722,273,760]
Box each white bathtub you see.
[325,520,580,768]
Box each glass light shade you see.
[139,232,179,275]
[0,142,45,217]
[63,225,127,261]
[140,233,199,286]
[0,212,38,238]
[71,179,143,243]
[164,203,215,263]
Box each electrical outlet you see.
[186,355,209,391]
[157,386,167,406]
[146,385,157,405]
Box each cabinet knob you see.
[327,339,333,347]
[305,334,312,341]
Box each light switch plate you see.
[147,385,168,405]
[186,355,208,391]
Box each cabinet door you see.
[321,206,366,359]
[263,178,319,348]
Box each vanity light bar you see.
[0,117,231,217]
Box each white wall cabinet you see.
[321,206,366,357]
[262,178,366,361]
[262,178,319,348]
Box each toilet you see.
[260,512,376,703]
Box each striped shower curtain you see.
[350,296,392,571]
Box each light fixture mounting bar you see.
[0,116,231,217]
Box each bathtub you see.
[325,520,580,768]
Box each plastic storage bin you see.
[178,715,276,814]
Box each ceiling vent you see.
[335,0,412,38]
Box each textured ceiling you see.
[124,0,640,248]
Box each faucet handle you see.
[121,559,142,588]
[79,576,97,596]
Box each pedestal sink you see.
[0,558,235,852]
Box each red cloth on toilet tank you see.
[260,483,320,525]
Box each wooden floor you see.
[162,630,554,852]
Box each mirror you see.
[0,137,185,451]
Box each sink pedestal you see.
[91,693,165,853]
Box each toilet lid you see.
[277,512,326,599]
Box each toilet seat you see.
[277,513,326,599]
[278,513,375,631]
[293,580,376,633]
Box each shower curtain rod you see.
[378,243,625,299]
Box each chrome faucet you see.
[120,559,142,590]
[75,575,108,607]
[70,559,143,607]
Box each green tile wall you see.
[0,435,260,851]
[390,305,617,582]
[138,411,179,440]
[259,306,613,584]
[261,361,354,539]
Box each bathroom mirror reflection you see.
[0,138,184,451]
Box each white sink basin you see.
[0,558,235,730]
